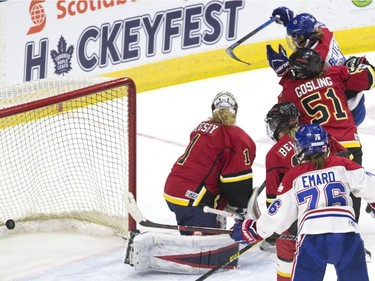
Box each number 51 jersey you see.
[277,65,375,147]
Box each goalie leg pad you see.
[124,231,239,274]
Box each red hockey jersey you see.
[278,65,375,148]
[164,120,256,209]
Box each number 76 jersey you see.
[256,156,375,239]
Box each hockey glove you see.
[230,218,262,244]
[266,44,289,77]
[345,56,369,68]
[272,6,294,26]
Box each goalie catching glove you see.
[266,44,289,77]
[230,218,262,244]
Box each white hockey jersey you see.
[257,156,375,239]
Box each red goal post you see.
[0,76,136,235]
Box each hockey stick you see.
[195,241,260,281]
[226,16,279,65]
[196,181,297,281]
[197,234,303,281]
[196,183,264,281]
[248,180,266,219]
[124,192,232,235]
[196,236,296,281]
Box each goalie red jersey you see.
[278,65,375,147]
[164,120,256,210]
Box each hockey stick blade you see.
[247,180,266,220]
[225,47,251,65]
[124,192,231,234]
[226,16,279,65]
[123,191,147,223]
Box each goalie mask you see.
[294,123,328,162]
[286,13,318,49]
[288,48,324,80]
[265,102,299,142]
[211,91,238,116]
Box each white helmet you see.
[211,91,238,115]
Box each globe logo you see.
[30,3,46,26]
[27,0,47,35]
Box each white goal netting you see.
[0,76,136,236]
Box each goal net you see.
[0,76,136,236]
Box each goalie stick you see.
[226,16,279,65]
[124,182,265,235]
[124,192,232,234]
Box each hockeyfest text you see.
[24,0,245,81]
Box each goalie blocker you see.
[124,230,239,274]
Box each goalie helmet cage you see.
[0,76,136,235]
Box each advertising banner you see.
[0,0,374,88]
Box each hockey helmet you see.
[265,102,299,141]
[294,123,328,160]
[288,48,324,79]
[211,91,238,115]
[286,13,318,49]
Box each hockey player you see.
[266,7,366,127]
[230,123,375,281]
[276,48,375,259]
[263,102,352,281]
[124,92,256,274]
[163,91,256,235]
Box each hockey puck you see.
[5,219,15,230]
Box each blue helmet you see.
[286,13,318,49]
[294,124,328,160]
